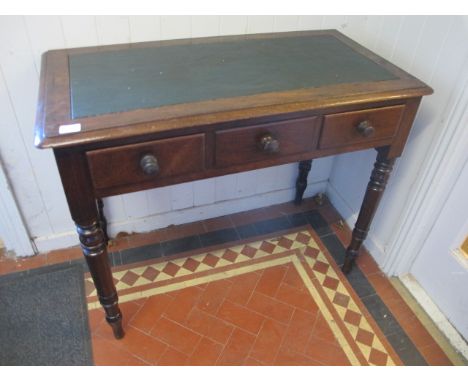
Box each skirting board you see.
[32,180,328,254]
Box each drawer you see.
[215,117,320,168]
[318,105,405,149]
[87,134,205,190]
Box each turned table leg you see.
[77,221,123,338]
[342,147,395,274]
[294,159,312,205]
[97,198,109,244]
[55,149,124,339]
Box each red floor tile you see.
[150,317,202,355]
[129,294,173,333]
[281,263,305,290]
[225,271,261,305]
[92,334,149,366]
[244,357,264,366]
[249,319,287,364]
[275,346,323,366]
[101,326,167,365]
[157,346,189,366]
[254,265,288,297]
[311,314,340,344]
[15,254,47,271]
[419,343,453,366]
[87,308,105,333]
[304,335,351,366]
[196,278,233,315]
[281,308,318,354]
[216,328,256,365]
[216,299,265,335]
[163,286,203,324]
[0,257,17,275]
[185,307,234,345]
[275,281,319,313]
[187,337,223,365]
[246,291,294,324]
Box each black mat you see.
[0,262,93,365]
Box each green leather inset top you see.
[69,35,396,119]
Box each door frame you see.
[382,68,468,275]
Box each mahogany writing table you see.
[35,30,432,339]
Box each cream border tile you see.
[291,256,361,366]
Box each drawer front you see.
[319,105,405,149]
[215,117,320,168]
[87,134,205,190]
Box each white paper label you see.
[59,123,81,134]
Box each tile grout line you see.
[243,314,267,364]
[271,279,307,364]
[214,319,236,366]
[200,284,239,366]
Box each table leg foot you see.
[294,159,312,205]
[342,250,357,274]
[107,316,125,339]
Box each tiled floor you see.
[0,197,464,366]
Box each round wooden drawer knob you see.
[356,120,375,137]
[259,134,280,153]
[140,154,159,175]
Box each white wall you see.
[0,159,35,256]
[327,16,468,266]
[1,15,467,265]
[0,15,336,254]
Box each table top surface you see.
[69,34,396,119]
[35,30,432,149]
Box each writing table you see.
[35,30,432,339]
